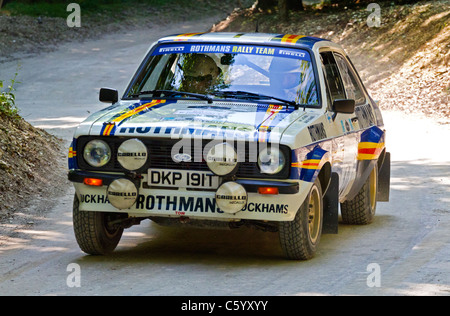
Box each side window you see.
[320,52,346,102]
[334,53,366,105]
[321,68,333,108]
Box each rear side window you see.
[334,53,366,105]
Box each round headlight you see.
[258,146,285,174]
[83,140,111,168]
[215,182,247,214]
[206,142,238,176]
[107,178,138,210]
[117,138,148,171]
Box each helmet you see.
[182,54,220,93]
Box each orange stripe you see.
[112,100,163,124]
[359,148,378,155]
[286,35,298,43]
[357,142,385,160]
[259,104,283,129]
[357,154,378,160]
[291,159,321,169]
[281,34,292,43]
[282,34,304,44]
[103,124,113,136]
[302,163,319,167]
[68,148,77,158]
[174,32,204,41]
[129,101,158,114]
[177,32,203,37]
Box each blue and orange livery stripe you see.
[357,142,385,160]
[291,146,328,183]
[68,139,78,170]
[271,34,305,45]
[111,99,166,124]
[101,99,168,136]
[254,104,296,143]
[174,32,205,41]
[68,147,77,159]
[256,104,284,142]
[100,123,117,136]
[357,126,385,161]
[291,159,321,170]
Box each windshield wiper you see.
[131,90,212,104]
[213,91,300,110]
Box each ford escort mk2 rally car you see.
[68,32,390,260]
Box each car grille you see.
[76,136,290,179]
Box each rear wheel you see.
[73,195,125,255]
[279,178,323,260]
[341,165,378,225]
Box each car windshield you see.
[125,43,319,106]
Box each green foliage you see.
[0,65,21,120]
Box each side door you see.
[319,51,361,199]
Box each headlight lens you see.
[258,146,285,174]
[117,138,148,171]
[206,142,238,176]
[83,140,111,168]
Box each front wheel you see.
[72,195,125,255]
[279,178,323,260]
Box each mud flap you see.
[323,172,339,234]
[377,152,391,202]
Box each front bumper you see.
[69,170,310,222]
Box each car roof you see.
[157,32,332,50]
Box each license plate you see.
[148,169,220,189]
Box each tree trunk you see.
[0,0,4,9]
[279,0,289,21]
[278,0,303,21]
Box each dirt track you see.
[0,17,449,296]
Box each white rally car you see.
[68,32,390,260]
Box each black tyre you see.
[341,165,378,225]
[73,195,125,255]
[279,178,323,260]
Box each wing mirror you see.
[332,99,355,121]
[99,88,119,104]
[334,99,355,114]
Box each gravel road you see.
[0,18,449,296]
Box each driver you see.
[182,54,220,94]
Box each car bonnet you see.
[75,99,307,143]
